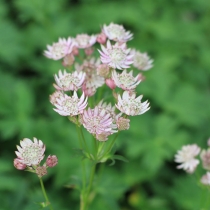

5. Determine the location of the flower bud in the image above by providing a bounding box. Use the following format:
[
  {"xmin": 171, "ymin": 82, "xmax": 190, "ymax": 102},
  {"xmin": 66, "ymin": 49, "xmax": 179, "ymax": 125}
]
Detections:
[
  {"xmin": 62, "ymin": 54, "xmax": 75, "ymax": 66},
  {"xmin": 116, "ymin": 117, "xmax": 130, "ymax": 130},
  {"xmin": 46, "ymin": 155, "xmax": 58, "ymax": 168},
  {"xmin": 84, "ymin": 47, "xmax": 94, "ymax": 56},
  {"xmin": 97, "ymin": 33, "xmax": 107, "ymax": 44},
  {"xmin": 106, "ymin": 78, "xmax": 116, "ymax": 89},
  {"xmin": 97, "ymin": 64, "xmax": 110, "ymax": 78},
  {"xmin": 36, "ymin": 166, "xmax": 47, "ymax": 177},
  {"xmin": 14, "ymin": 158, "xmax": 27, "ymax": 170}
]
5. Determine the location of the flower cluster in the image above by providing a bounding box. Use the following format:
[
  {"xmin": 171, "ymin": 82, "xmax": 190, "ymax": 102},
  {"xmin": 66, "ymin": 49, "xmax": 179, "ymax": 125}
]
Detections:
[
  {"xmin": 174, "ymin": 138, "xmax": 210, "ymax": 186},
  {"xmin": 14, "ymin": 138, "xmax": 58, "ymax": 177},
  {"xmin": 46, "ymin": 23, "xmax": 152, "ymax": 141}
]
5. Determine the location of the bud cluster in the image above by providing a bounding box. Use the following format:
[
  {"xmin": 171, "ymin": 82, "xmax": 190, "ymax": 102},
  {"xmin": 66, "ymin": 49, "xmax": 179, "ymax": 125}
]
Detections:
[{"xmin": 46, "ymin": 23, "xmax": 153, "ymax": 141}]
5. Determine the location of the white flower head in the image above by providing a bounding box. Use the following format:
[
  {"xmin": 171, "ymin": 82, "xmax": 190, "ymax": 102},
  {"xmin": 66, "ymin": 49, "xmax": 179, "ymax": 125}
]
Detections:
[
  {"xmin": 116, "ymin": 91, "xmax": 150, "ymax": 116},
  {"xmin": 44, "ymin": 37, "xmax": 75, "ymax": 60},
  {"xmin": 53, "ymin": 91, "xmax": 88, "ymax": 116},
  {"xmin": 112, "ymin": 69, "xmax": 141, "ymax": 90},
  {"xmin": 74, "ymin": 34, "xmax": 97, "ymax": 49},
  {"xmin": 54, "ymin": 70, "xmax": 85, "ymax": 91},
  {"xmin": 132, "ymin": 49, "xmax": 153, "ymax": 71},
  {"xmin": 98, "ymin": 40, "xmax": 133, "ymax": 70},
  {"xmin": 103, "ymin": 23, "xmax": 133, "ymax": 42},
  {"xmin": 15, "ymin": 138, "xmax": 45, "ymax": 166},
  {"xmin": 175, "ymin": 144, "xmax": 201, "ymax": 173}
]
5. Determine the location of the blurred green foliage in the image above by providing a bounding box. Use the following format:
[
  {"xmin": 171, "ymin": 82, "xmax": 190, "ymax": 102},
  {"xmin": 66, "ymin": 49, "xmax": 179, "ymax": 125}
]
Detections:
[{"xmin": 0, "ymin": 0, "xmax": 210, "ymax": 209}]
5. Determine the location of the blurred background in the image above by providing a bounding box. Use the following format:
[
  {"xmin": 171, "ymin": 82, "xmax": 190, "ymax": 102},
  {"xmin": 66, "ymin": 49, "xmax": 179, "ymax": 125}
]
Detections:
[{"xmin": 0, "ymin": 0, "xmax": 210, "ymax": 209}]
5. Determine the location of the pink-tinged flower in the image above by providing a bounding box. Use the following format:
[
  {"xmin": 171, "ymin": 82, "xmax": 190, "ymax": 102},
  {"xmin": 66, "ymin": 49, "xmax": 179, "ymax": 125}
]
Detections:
[
  {"xmin": 201, "ymin": 172, "xmax": 210, "ymax": 185},
  {"xmin": 14, "ymin": 158, "xmax": 27, "ymax": 170},
  {"xmin": 112, "ymin": 70, "xmax": 141, "ymax": 90},
  {"xmin": 116, "ymin": 91, "xmax": 150, "ymax": 116},
  {"xmin": 200, "ymin": 149, "xmax": 210, "ymax": 170},
  {"xmin": 174, "ymin": 144, "xmax": 200, "ymax": 173},
  {"xmin": 15, "ymin": 138, "xmax": 45, "ymax": 166},
  {"xmin": 75, "ymin": 58, "xmax": 105, "ymax": 96},
  {"xmin": 74, "ymin": 34, "xmax": 97, "ymax": 49},
  {"xmin": 44, "ymin": 37, "xmax": 75, "ymax": 60},
  {"xmin": 54, "ymin": 70, "xmax": 85, "ymax": 91},
  {"xmin": 46, "ymin": 155, "xmax": 58, "ymax": 167},
  {"xmin": 131, "ymin": 49, "xmax": 153, "ymax": 71},
  {"xmin": 105, "ymin": 78, "xmax": 116, "ymax": 89},
  {"xmin": 53, "ymin": 91, "xmax": 87, "ymax": 116},
  {"xmin": 36, "ymin": 166, "xmax": 47, "ymax": 177},
  {"xmin": 98, "ymin": 41, "xmax": 133, "ymax": 70},
  {"xmin": 103, "ymin": 23, "xmax": 133, "ymax": 42},
  {"xmin": 82, "ymin": 106, "xmax": 117, "ymax": 140}
]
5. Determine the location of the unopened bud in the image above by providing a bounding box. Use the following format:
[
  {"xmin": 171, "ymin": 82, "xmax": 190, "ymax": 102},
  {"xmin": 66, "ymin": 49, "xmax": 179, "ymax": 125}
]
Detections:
[
  {"xmin": 106, "ymin": 78, "xmax": 116, "ymax": 89},
  {"xmin": 97, "ymin": 33, "xmax": 107, "ymax": 44},
  {"xmin": 97, "ymin": 64, "xmax": 110, "ymax": 78},
  {"xmin": 36, "ymin": 166, "xmax": 47, "ymax": 177},
  {"xmin": 84, "ymin": 47, "xmax": 94, "ymax": 56},
  {"xmin": 62, "ymin": 54, "xmax": 75, "ymax": 66},
  {"xmin": 46, "ymin": 155, "xmax": 58, "ymax": 168},
  {"xmin": 14, "ymin": 158, "xmax": 27, "ymax": 170}
]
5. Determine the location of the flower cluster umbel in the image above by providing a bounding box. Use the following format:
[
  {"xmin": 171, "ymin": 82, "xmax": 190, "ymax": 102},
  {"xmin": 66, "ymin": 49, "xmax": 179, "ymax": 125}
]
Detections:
[
  {"xmin": 46, "ymin": 23, "xmax": 152, "ymax": 141},
  {"xmin": 175, "ymin": 138, "xmax": 210, "ymax": 186},
  {"xmin": 14, "ymin": 137, "xmax": 58, "ymax": 177}
]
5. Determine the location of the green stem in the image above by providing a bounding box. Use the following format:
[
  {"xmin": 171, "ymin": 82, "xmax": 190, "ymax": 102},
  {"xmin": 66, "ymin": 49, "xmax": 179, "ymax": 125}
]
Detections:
[
  {"xmin": 84, "ymin": 163, "xmax": 96, "ymax": 209},
  {"xmin": 39, "ymin": 177, "xmax": 53, "ymax": 210}
]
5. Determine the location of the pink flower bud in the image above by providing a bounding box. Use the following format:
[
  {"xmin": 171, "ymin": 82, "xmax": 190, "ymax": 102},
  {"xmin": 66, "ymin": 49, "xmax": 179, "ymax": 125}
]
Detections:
[
  {"xmin": 62, "ymin": 53, "xmax": 75, "ymax": 66},
  {"xmin": 46, "ymin": 155, "xmax": 58, "ymax": 167},
  {"xmin": 84, "ymin": 47, "xmax": 94, "ymax": 56},
  {"xmin": 137, "ymin": 73, "xmax": 145, "ymax": 81},
  {"xmin": 97, "ymin": 33, "xmax": 107, "ymax": 44},
  {"xmin": 116, "ymin": 117, "xmax": 130, "ymax": 130},
  {"xmin": 105, "ymin": 78, "xmax": 116, "ymax": 89},
  {"xmin": 72, "ymin": 46, "xmax": 79, "ymax": 56},
  {"xmin": 36, "ymin": 166, "xmax": 47, "ymax": 177},
  {"xmin": 14, "ymin": 158, "xmax": 27, "ymax": 170}
]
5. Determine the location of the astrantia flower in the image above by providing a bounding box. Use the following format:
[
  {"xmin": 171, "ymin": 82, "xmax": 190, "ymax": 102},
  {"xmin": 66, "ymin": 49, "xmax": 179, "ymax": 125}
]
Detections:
[
  {"xmin": 201, "ymin": 172, "xmax": 210, "ymax": 185},
  {"xmin": 82, "ymin": 106, "xmax": 117, "ymax": 140},
  {"xmin": 98, "ymin": 40, "xmax": 133, "ymax": 70},
  {"xmin": 75, "ymin": 34, "xmax": 97, "ymax": 49},
  {"xmin": 112, "ymin": 70, "xmax": 141, "ymax": 90},
  {"xmin": 200, "ymin": 149, "xmax": 210, "ymax": 170},
  {"xmin": 15, "ymin": 138, "xmax": 45, "ymax": 166},
  {"xmin": 75, "ymin": 58, "xmax": 105, "ymax": 96},
  {"xmin": 54, "ymin": 70, "xmax": 85, "ymax": 91},
  {"xmin": 116, "ymin": 91, "xmax": 150, "ymax": 116},
  {"xmin": 103, "ymin": 23, "xmax": 133, "ymax": 42},
  {"xmin": 44, "ymin": 37, "xmax": 75, "ymax": 60},
  {"xmin": 53, "ymin": 91, "xmax": 87, "ymax": 116},
  {"xmin": 131, "ymin": 49, "xmax": 153, "ymax": 71},
  {"xmin": 175, "ymin": 144, "xmax": 200, "ymax": 173}
]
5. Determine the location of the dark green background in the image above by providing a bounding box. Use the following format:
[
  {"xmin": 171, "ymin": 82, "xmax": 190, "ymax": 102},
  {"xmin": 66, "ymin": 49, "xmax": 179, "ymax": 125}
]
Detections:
[{"xmin": 0, "ymin": 0, "xmax": 210, "ymax": 209}]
